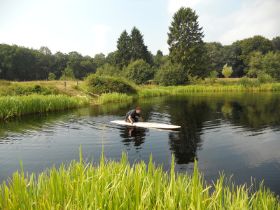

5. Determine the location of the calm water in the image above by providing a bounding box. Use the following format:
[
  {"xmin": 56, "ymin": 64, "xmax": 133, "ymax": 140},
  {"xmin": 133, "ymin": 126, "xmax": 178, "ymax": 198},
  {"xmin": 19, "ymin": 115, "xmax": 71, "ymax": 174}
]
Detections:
[{"xmin": 0, "ymin": 93, "xmax": 280, "ymax": 194}]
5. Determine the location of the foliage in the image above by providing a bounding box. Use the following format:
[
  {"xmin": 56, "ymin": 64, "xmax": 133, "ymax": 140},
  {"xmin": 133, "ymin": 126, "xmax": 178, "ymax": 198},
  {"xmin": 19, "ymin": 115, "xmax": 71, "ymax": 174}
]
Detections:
[
  {"xmin": 168, "ymin": 7, "xmax": 207, "ymax": 77},
  {"xmin": 0, "ymin": 84, "xmax": 58, "ymax": 96},
  {"xmin": 257, "ymin": 72, "xmax": 274, "ymax": 84},
  {"xmin": 155, "ymin": 62, "xmax": 186, "ymax": 86},
  {"xmin": 97, "ymin": 93, "xmax": 133, "ymax": 104},
  {"xmin": 262, "ymin": 51, "xmax": 280, "ymax": 80},
  {"xmin": 48, "ymin": 72, "xmax": 56, "ymax": 80},
  {"xmin": 125, "ymin": 59, "xmax": 153, "ymax": 84},
  {"xmin": 96, "ymin": 63, "xmax": 122, "ymax": 77},
  {"xmin": 0, "ymin": 153, "xmax": 279, "ymax": 209},
  {"xmin": 116, "ymin": 30, "xmax": 132, "ymax": 67},
  {"xmin": 85, "ymin": 74, "xmax": 137, "ymax": 95},
  {"xmin": 272, "ymin": 36, "xmax": 280, "ymax": 51},
  {"xmin": 222, "ymin": 64, "xmax": 233, "ymax": 78},
  {"xmin": 247, "ymin": 51, "xmax": 263, "ymax": 77},
  {"xmin": 0, "ymin": 95, "xmax": 88, "ymax": 120},
  {"xmin": 60, "ymin": 66, "xmax": 76, "ymax": 80},
  {"xmin": 205, "ymin": 42, "xmax": 225, "ymax": 74},
  {"xmin": 239, "ymin": 77, "xmax": 260, "ymax": 87}
]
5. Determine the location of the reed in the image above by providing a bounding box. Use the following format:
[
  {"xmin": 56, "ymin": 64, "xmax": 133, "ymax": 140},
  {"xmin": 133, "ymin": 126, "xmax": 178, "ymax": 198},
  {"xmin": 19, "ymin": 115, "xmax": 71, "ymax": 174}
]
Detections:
[
  {"xmin": 97, "ymin": 92, "xmax": 134, "ymax": 104},
  {"xmin": 0, "ymin": 95, "xmax": 89, "ymax": 120},
  {"xmin": 138, "ymin": 83, "xmax": 280, "ymax": 98},
  {"xmin": 0, "ymin": 152, "xmax": 278, "ymax": 209}
]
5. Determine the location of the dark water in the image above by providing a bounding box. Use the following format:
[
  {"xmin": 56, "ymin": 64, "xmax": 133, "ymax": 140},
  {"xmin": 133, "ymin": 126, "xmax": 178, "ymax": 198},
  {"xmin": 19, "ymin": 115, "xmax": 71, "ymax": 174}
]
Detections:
[{"xmin": 0, "ymin": 93, "xmax": 280, "ymax": 195}]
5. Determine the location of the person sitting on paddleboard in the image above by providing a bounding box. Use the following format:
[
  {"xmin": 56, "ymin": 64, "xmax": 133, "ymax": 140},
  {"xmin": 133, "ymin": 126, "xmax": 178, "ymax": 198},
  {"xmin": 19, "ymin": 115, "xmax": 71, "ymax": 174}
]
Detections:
[{"xmin": 125, "ymin": 107, "xmax": 141, "ymax": 124}]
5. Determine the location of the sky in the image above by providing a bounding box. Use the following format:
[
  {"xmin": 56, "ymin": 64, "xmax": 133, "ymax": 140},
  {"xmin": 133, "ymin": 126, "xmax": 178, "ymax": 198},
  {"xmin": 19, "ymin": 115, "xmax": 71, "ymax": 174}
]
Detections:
[{"xmin": 0, "ymin": 0, "xmax": 279, "ymax": 56}]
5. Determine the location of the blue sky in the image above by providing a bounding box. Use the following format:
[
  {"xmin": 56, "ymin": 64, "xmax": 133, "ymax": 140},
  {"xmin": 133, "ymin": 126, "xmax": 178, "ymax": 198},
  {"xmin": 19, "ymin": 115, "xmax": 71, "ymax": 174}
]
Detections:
[{"xmin": 0, "ymin": 0, "xmax": 279, "ymax": 56}]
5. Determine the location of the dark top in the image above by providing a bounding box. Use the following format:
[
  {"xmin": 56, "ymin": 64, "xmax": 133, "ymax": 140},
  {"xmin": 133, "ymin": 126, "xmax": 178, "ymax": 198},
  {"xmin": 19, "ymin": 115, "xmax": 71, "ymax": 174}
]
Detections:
[{"xmin": 125, "ymin": 109, "xmax": 141, "ymax": 122}]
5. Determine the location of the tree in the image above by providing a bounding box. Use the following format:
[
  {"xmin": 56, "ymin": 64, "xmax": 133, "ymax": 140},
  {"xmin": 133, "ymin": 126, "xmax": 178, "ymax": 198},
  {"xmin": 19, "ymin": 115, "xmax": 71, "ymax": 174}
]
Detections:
[
  {"xmin": 205, "ymin": 42, "xmax": 225, "ymax": 74},
  {"xmin": 60, "ymin": 66, "xmax": 75, "ymax": 80},
  {"xmin": 155, "ymin": 61, "xmax": 186, "ymax": 86},
  {"xmin": 262, "ymin": 52, "xmax": 280, "ymax": 80},
  {"xmin": 272, "ymin": 36, "xmax": 280, "ymax": 51},
  {"xmin": 168, "ymin": 7, "xmax": 207, "ymax": 77},
  {"xmin": 96, "ymin": 63, "xmax": 121, "ymax": 76},
  {"xmin": 247, "ymin": 51, "xmax": 263, "ymax": 77},
  {"xmin": 125, "ymin": 59, "xmax": 153, "ymax": 84},
  {"xmin": 153, "ymin": 50, "xmax": 164, "ymax": 68},
  {"xmin": 48, "ymin": 72, "xmax": 56, "ymax": 80},
  {"xmin": 222, "ymin": 64, "xmax": 233, "ymax": 78},
  {"xmin": 116, "ymin": 31, "xmax": 131, "ymax": 67},
  {"xmin": 130, "ymin": 27, "xmax": 152, "ymax": 64}
]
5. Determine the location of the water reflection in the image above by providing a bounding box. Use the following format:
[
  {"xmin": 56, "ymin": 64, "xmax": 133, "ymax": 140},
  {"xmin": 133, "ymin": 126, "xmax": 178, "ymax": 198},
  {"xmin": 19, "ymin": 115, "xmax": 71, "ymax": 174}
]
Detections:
[{"xmin": 120, "ymin": 127, "xmax": 147, "ymax": 149}]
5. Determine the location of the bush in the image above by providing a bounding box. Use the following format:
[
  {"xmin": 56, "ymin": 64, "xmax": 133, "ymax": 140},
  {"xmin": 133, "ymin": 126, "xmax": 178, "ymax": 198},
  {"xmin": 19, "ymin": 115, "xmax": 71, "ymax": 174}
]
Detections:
[
  {"xmin": 85, "ymin": 74, "xmax": 137, "ymax": 95},
  {"xmin": 96, "ymin": 64, "xmax": 122, "ymax": 77},
  {"xmin": 257, "ymin": 72, "xmax": 274, "ymax": 83},
  {"xmin": 125, "ymin": 59, "xmax": 153, "ymax": 84},
  {"xmin": 155, "ymin": 62, "xmax": 186, "ymax": 86},
  {"xmin": 222, "ymin": 64, "xmax": 233, "ymax": 78},
  {"xmin": 48, "ymin": 72, "xmax": 56, "ymax": 80},
  {"xmin": 61, "ymin": 67, "xmax": 76, "ymax": 80},
  {"xmin": 239, "ymin": 77, "xmax": 260, "ymax": 87}
]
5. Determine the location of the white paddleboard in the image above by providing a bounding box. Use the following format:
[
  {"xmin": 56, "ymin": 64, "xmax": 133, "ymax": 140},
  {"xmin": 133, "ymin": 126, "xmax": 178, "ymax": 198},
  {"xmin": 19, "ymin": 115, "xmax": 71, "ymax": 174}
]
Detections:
[{"xmin": 111, "ymin": 120, "xmax": 181, "ymax": 130}]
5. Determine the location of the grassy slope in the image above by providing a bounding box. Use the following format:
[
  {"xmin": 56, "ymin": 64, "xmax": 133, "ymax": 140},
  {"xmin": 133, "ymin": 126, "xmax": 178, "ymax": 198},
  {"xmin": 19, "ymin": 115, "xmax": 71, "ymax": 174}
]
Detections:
[{"xmin": 0, "ymin": 153, "xmax": 279, "ymax": 209}]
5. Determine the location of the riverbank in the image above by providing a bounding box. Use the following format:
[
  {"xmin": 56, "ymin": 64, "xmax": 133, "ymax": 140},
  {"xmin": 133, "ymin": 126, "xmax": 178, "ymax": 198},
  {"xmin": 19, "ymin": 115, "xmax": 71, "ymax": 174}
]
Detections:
[
  {"xmin": 0, "ymin": 153, "xmax": 279, "ymax": 209},
  {"xmin": 1, "ymin": 80, "xmax": 280, "ymax": 119},
  {"xmin": 0, "ymin": 95, "xmax": 88, "ymax": 121}
]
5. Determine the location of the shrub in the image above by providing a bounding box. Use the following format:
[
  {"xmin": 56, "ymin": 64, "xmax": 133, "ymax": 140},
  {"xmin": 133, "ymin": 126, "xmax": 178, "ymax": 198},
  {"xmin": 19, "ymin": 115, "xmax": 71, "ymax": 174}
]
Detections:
[
  {"xmin": 208, "ymin": 70, "xmax": 218, "ymax": 84},
  {"xmin": 239, "ymin": 77, "xmax": 260, "ymax": 87},
  {"xmin": 85, "ymin": 74, "xmax": 137, "ymax": 95},
  {"xmin": 222, "ymin": 64, "xmax": 233, "ymax": 78},
  {"xmin": 48, "ymin": 72, "xmax": 56, "ymax": 80},
  {"xmin": 257, "ymin": 72, "xmax": 274, "ymax": 83},
  {"xmin": 155, "ymin": 62, "xmax": 186, "ymax": 86},
  {"xmin": 61, "ymin": 67, "xmax": 76, "ymax": 80},
  {"xmin": 96, "ymin": 63, "xmax": 122, "ymax": 77},
  {"xmin": 125, "ymin": 59, "xmax": 153, "ymax": 84}
]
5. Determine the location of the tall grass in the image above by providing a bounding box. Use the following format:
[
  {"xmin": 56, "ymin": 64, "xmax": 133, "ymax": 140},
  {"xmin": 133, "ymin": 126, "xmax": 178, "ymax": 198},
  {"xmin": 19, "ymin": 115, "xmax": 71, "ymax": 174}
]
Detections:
[
  {"xmin": 138, "ymin": 83, "xmax": 280, "ymax": 98},
  {"xmin": 0, "ymin": 95, "xmax": 89, "ymax": 120},
  {"xmin": 97, "ymin": 92, "xmax": 134, "ymax": 104},
  {"xmin": 0, "ymin": 153, "xmax": 279, "ymax": 209}
]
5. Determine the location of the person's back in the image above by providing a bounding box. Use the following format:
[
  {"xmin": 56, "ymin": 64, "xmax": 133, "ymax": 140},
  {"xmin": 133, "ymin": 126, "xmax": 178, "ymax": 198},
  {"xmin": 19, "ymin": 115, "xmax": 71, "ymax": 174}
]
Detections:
[{"xmin": 125, "ymin": 107, "xmax": 141, "ymax": 124}]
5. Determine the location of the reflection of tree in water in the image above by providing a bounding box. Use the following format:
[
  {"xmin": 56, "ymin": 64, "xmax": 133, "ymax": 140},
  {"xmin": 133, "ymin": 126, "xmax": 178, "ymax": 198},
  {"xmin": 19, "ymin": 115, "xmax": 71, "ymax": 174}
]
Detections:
[
  {"xmin": 119, "ymin": 127, "xmax": 147, "ymax": 149},
  {"xmin": 166, "ymin": 98, "xmax": 214, "ymax": 164},
  {"xmin": 220, "ymin": 94, "xmax": 280, "ymax": 130}
]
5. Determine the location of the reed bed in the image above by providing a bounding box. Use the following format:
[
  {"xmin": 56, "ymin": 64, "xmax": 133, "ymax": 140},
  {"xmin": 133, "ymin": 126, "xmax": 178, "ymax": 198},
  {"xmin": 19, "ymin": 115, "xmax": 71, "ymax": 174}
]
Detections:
[
  {"xmin": 138, "ymin": 83, "xmax": 280, "ymax": 98},
  {"xmin": 0, "ymin": 95, "xmax": 89, "ymax": 120},
  {"xmin": 97, "ymin": 92, "xmax": 134, "ymax": 104},
  {"xmin": 0, "ymin": 153, "xmax": 279, "ymax": 210}
]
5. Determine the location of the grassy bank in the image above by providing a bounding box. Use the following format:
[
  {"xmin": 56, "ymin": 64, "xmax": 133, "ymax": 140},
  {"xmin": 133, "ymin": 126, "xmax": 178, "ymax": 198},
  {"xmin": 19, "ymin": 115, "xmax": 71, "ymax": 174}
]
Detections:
[
  {"xmin": 0, "ymin": 95, "xmax": 89, "ymax": 121},
  {"xmin": 138, "ymin": 83, "xmax": 280, "ymax": 98},
  {"xmin": 97, "ymin": 92, "xmax": 134, "ymax": 104},
  {"xmin": 0, "ymin": 153, "xmax": 279, "ymax": 209}
]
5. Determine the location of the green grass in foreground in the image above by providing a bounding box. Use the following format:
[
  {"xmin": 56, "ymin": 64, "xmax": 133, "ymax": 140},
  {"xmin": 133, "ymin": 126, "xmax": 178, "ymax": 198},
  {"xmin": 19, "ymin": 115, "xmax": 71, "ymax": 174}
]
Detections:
[
  {"xmin": 0, "ymin": 152, "xmax": 279, "ymax": 210},
  {"xmin": 0, "ymin": 95, "xmax": 89, "ymax": 120}
]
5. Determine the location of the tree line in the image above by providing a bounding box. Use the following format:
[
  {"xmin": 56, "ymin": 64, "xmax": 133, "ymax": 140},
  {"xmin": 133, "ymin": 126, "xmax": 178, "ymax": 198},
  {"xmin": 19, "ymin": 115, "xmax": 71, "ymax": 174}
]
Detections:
[{"xmin": 0, "ymin": 7, "xmax": 280, "ymax": 84}]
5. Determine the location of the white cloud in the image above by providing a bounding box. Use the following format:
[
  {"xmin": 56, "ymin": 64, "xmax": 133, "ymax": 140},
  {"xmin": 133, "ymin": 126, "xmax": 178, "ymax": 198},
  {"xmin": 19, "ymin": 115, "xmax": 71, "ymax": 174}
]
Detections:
[
  {"xmin": 217, "ymin": 0, "xmax": 280, "ymax": 44},
  {"xmin": 168, "ymin": 0, "xmax": 201, "ymax": 15}
]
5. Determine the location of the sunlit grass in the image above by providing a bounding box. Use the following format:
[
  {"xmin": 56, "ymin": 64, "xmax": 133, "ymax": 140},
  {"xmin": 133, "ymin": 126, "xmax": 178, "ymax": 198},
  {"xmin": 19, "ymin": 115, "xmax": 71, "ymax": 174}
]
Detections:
[
  {"xmin": 138, "ymin": 83, "xmax": 280, "ymax": 98},
  {"xmin": 97, "ymin": 92, "xmax": 134, "ymax": 104},
  {"xmin": 0, "ymin": 152, "xmax": 279, "ymax": 209},
  {"xmin": 0, "ymin": 95, "xmax": 89, "ymax": 120}
]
